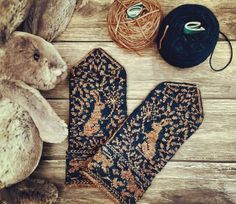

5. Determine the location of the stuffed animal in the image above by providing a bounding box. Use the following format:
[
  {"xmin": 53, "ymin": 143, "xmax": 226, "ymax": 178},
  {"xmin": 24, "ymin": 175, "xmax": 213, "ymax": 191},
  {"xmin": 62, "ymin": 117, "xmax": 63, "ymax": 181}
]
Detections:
[
  {"xmin": 0, "ymin": 96, "xmax": 42, "ymax": 190},
  {"xmin": 0, "ymin": 32, "xmax": 67, "ymax": 90},
  {"xmin": 0, "ymin": 0, "xmax": 88, "ymax": 43},
  {"xmin": 0, "ymin": 32, "xmax": 68, "ymax": 189},
  {"xmin": 0, "ymin": 0, "xmax": 88, "ymax": 202},
  {"xmin": 24, "ymin": 0, "xmax": 77, "ymax": 42},
  {"xmin": 0, "ymin": 0, "xmax": 33, "ymax": 43},
  {"xmin": 0, "ymin": 178, "xmax": 59, "ymax": 204}
]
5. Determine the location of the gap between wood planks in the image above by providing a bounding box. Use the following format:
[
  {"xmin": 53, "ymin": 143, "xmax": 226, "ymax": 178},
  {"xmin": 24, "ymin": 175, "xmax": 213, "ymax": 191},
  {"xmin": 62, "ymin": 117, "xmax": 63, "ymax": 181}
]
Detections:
[
  {"xmin": 32, "ymin": 159, "xmax": 236, "ymax": 203},
  {"xmin": 42, "ymin": 40, "xmax": 236, "ymax": 99},
  {"xmin": 41, "ymin": 98, "xmax": 236, "ymax": 162}
]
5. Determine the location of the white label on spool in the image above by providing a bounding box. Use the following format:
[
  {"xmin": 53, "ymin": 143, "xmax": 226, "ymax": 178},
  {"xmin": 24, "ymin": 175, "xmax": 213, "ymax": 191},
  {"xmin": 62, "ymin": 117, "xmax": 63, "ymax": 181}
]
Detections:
[
  {"xmin": 127, "ymin": 2, "xmax": 144, "ymax": 19},
  {"xmin": 184, "ymin": 21, "xmax": 206, "ymax": 34}
]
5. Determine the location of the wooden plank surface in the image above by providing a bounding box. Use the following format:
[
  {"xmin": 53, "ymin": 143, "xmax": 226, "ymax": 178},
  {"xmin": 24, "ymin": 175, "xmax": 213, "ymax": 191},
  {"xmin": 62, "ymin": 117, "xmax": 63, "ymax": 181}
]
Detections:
[
  {"xmin": 41, "ymin": 41, "xmax": 236, "ymax": 99},
  {"xmin": 32, "ymin": 160, "xmax": 236, "ymax": 204},
  {"xmin": 55, "ymin": 0, "xmax": 236, "ymax": 41},
  {"xmin": 43, "ymin": 99, "xmax": 236, "ymax": 162},
  {"xmin": 10, "ymin": 0, "xmax": 236, "ymax": 203},
  {"xmin": 42, "ymin": 0, "xmax": 236, "ymax": 203}
]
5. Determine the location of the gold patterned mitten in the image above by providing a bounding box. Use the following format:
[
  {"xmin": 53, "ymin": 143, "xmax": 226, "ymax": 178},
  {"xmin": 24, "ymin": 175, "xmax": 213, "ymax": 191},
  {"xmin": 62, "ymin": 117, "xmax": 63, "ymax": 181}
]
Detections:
[
  {"xmin": 66, "ymin": 48, "xmax": 127, "ymax": 186},
  {"xmin": 84, "ymin": 82, "xmax": 204, "ymax": 203}
]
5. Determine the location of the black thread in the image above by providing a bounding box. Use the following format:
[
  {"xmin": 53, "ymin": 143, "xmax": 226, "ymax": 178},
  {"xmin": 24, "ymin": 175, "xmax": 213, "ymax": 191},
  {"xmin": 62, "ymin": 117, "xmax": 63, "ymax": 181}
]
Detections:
[{"xmin": 209, "ymin": 31, "xmax": 233, "ymax": 72}]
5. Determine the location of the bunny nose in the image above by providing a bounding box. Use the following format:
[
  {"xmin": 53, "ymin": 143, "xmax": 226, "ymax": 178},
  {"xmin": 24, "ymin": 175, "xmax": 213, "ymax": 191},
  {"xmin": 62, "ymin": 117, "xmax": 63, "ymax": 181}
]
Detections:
[
  {"xmin": 61, "ymin": 64, "xmax": 67, "ymax": 72},
  {"xmin": 53, "ymin": 69, "xmax": 63, "ymax": 76},
  {"xmin": 50, "ymin": 63, "xmax": 67, "ymax": 77}
]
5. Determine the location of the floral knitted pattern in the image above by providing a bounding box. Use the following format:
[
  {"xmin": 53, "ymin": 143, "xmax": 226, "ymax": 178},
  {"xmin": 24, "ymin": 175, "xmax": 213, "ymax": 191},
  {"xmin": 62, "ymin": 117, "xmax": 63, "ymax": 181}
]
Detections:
[
  {"xmin": 66, "ymin": 48, "xmax": 127, "ymax": 185},
  {"xmin": 84, "ymin": 82, "xmax": 204, "ymax": 203}
]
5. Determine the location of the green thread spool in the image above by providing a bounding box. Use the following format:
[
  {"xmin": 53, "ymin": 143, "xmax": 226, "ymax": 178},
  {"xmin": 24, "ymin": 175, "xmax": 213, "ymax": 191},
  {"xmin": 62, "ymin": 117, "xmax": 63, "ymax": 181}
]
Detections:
[
  {"xmin": 184, "ymin": 21, "xmax": 205, "ymax": 35},
  {"xmin": 127, "ymin": 2, "xmax": 144, "ymax": 19}
]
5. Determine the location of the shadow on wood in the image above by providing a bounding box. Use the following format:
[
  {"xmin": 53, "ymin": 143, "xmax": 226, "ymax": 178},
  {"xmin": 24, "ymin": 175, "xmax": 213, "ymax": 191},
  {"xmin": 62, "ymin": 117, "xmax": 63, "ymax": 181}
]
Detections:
[
  {"xmin": 156, "ymin": 188, "xmax": 234, "ymax": 204},
  {"xmin": 0, "ymin": 179, "xmax": 58, "ymax": 204}
]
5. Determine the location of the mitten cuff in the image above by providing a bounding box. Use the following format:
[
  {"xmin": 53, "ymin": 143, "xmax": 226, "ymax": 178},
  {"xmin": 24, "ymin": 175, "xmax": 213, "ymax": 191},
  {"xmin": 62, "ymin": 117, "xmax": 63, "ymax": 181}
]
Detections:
[
  {"xmin": 83, "ymin": 144, "xmax": 155, "ymax": 204},
  {"xmin": 84, "ymin": 82, "xmax": 204, "ymax": 204},
  {"xmin": 66, "ymin": 48, "xmax": 127, "ymax": 186}
]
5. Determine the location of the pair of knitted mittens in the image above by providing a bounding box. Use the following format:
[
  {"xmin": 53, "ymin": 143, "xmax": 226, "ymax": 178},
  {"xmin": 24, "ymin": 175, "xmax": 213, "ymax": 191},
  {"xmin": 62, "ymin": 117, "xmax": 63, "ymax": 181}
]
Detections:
[{"xmin": 66, "ymin": 48, "xmax": 204, "ymax": 203}]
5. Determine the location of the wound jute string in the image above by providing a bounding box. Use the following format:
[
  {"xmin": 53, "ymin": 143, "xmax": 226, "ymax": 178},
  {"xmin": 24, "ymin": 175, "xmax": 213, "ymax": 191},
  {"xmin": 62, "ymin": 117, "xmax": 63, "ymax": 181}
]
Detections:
[{"xmin": 107, "ymin": 0, "xmax": 163, "ymax": 51}]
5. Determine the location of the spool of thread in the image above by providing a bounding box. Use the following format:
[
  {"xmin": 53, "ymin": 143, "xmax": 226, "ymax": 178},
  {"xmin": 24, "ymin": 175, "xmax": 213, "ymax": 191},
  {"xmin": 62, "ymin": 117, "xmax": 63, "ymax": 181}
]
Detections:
[
  {"xmin": 156, "ymin": 4, "xmax": 221, "ymax": 68},
  {"xmin": 107, "ymin": 0, "xmax": 163, "ymax": 51}
]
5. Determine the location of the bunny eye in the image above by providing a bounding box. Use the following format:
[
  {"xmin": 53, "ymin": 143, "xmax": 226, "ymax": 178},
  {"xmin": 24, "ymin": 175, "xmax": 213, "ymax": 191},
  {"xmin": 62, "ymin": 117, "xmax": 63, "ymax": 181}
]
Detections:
[{"xmin": 33, "ymin": 50, "xmax": 40, "ymax": 61}]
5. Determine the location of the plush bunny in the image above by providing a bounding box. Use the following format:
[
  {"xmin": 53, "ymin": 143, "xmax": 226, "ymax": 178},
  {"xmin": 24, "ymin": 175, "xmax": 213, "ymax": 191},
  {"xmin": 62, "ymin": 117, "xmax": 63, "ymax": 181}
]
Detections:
[
  {"xmin": 0, "ymin": 32, "xmax": 68, "ymax": 189},
  {"xmin": 0, "ymin": 32, "xmax": 67, "ymax": 90},
  {"xmin": 0, "ymin": 0, "xmax": 88, "ymax": 202},
  {"xmin": 0, "ymin": 0, "xmax": 88, "ymax": 43},
  {"xmin": 24, "ymin": 0, "xmax": 77, "ymax": 42},
  {"xmin": 0, "ymin": 178, "xmax": 59, "ymax": 204},
  {"xmin": 0, "ymin": 0, "xmax": 33, "ymax": 43}
]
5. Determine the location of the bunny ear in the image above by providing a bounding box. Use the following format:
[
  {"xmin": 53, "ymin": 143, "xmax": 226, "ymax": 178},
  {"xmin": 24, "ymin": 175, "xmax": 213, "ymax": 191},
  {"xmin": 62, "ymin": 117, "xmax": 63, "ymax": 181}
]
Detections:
[
  {"xmin": 0, "ymin": 26, "xmax": 9, "ymax": 44},
  {"xmin": 24, "ymin": 0, "xmax": 77, "ymax": 42},
  {"xmin": 0, "ymin": 0, "xmax": 33, "ymax": 44},
  {"xmin": 0, "ymin": 78, "xmax": 68, "ymax": 143}
]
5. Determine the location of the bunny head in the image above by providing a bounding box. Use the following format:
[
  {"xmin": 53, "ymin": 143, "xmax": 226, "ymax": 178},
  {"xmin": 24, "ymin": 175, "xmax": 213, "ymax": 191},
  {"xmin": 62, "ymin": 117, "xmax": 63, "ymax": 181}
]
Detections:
[{"xmin": 0, "ymin": 32, "xmax": 67, "ymax": 90}]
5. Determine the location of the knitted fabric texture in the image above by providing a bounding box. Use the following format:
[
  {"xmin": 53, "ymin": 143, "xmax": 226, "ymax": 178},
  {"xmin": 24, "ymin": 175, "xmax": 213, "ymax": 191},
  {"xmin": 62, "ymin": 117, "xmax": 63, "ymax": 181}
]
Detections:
[
  {"xmin": 83, "ymin": 82, "xmax": 204, "ymax": 203},
  {"xmin": 66, "ymin": 48, "xmax": 127, "ymax": 186}
]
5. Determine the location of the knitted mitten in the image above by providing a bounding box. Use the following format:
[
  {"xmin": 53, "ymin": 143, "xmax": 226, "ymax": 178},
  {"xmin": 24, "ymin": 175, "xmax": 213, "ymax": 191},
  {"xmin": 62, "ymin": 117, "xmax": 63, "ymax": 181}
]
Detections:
[
  {"xmin": 84, "ymin": 82, "xmax": 204, "ymax": 203},
  {"xmin": 66, "ymin": 48, "xmax": 127, "ymax": 186}
]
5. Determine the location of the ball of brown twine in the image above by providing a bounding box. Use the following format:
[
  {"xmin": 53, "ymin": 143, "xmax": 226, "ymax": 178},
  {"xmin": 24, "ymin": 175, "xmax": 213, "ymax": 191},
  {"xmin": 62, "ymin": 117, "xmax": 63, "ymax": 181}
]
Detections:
[{"xmin": 107, "ymin": 0, "xmax": 163, "ymax": 51}]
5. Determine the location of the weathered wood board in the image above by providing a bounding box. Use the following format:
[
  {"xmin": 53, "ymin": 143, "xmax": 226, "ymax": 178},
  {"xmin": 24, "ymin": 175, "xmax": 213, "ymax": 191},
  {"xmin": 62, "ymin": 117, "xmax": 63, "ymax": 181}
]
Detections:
[
  {"xmin": 55, "ymin": 0, "xmax": 236, "ymax": 41},
  {"xmin": 9, "ymin": 0, "xmax": 236, "ymax": 203},
  {"xmin": 32, "ymin": 160, "xmax": 236, "ymax": 204},
  {"xmin": 41, "ymin": 42, "xmax": 236, "ymax": 99},
  {"xmin": 43, "ymin": 99, "xmax": 236, "ymax": 162},
  {"xmin": 38, "ymin": 0, "xmax": 236, "ymax": 203}
]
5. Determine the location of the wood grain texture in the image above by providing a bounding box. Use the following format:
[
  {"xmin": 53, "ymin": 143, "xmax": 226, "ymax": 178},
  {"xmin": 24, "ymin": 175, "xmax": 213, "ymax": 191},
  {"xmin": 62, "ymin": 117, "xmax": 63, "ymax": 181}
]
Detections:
[
  {"xmin": 40, "ymin": 41, "xmax": 236, "ymax": 99},
  {"xmin": 30, "ymin": 0, "xmax": 236, "ymax": 203},
  {"xmin": 54, "ymin": 0, "xmax": 236, "ymax": 41},
  {"xmin": 42, "ymin": 99, "xmax": 236, "ymax": 161},
  {"xmin": 32, "ymin": 160, "xmax": 236, "ymax": 204}
]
